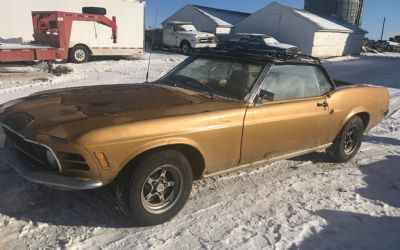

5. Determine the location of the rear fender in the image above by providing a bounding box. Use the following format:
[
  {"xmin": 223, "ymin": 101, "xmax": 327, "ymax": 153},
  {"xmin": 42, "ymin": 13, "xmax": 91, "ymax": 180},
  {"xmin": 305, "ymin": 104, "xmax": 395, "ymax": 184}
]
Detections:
[{"xmin": 338, "ymin": 107, "xmax": 369, "ymax": 132}]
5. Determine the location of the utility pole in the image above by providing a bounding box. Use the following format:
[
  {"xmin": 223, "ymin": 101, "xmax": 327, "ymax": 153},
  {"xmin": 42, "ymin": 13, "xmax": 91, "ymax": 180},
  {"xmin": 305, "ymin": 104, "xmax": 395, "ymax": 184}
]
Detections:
[{"xmin": 380, "ymin": 17, "xmax": 386, "ymax": 40}]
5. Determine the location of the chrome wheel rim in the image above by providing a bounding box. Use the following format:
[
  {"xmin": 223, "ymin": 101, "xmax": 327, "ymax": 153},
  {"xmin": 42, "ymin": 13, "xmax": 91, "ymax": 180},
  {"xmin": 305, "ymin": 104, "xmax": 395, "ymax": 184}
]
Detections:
[
  {"xmin": 343, "ymin": 127, "xmax": 359, "ymax": 155},
  {"xmin": 74, "ymin": 49, "xmax": 86, "ymax": 62},
  {"xmin": 141, "ymin": 164, "xmax": 183, "ymax": 214}
]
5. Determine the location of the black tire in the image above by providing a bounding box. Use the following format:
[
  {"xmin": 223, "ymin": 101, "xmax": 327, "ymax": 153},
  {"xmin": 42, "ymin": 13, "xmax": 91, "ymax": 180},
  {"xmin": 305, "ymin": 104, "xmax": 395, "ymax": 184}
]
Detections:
[
  {"xmin": 327, "ymin": 116, "xmax": 364, "ymax": 163},
  {"xmin": 117, "ymin": 149, "xmax": 193, "ymax": 226},
  {"xmin": 82, "ymin": 7, "xmax": 107, "ymax": 15},
  {"xmin": 69, "ymin": 45, "xmax": 89, "ymax": 63},
  {"xmin": 180, "ymin": 41, "xmax": 192, "ymax": 55}
]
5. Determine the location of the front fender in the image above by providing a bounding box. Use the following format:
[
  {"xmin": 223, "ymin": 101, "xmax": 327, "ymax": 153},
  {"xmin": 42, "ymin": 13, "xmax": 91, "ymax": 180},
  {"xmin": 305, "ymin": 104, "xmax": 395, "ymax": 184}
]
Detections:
[{"xmin": 119, "ymin": 137, "xmax": 206, "ymax": 173}]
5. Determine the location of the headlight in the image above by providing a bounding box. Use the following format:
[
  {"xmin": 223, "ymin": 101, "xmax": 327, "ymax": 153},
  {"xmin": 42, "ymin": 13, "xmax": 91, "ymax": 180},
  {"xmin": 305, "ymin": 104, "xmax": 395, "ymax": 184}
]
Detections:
[{"xmin": 46, "ymin": 149, "xmax": 59, "ymax": 169}]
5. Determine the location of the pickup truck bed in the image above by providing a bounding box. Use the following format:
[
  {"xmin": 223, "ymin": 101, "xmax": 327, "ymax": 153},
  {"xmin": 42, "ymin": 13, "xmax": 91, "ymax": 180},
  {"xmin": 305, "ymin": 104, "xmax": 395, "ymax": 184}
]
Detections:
[{"xmin": 145, "ymin": 29, "xmax": 164, "ymax": 48}]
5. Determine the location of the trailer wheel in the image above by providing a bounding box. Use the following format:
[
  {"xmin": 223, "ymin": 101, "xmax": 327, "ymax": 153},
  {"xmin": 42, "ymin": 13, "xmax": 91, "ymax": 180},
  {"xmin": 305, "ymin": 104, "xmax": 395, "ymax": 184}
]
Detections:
[
  {"xmin": 69, "ymin": 45, "xmax": 89, "ymax": 63},
  {"xmin": 82, "ymin": 7, "xmax": 107, "ymax": 15}
]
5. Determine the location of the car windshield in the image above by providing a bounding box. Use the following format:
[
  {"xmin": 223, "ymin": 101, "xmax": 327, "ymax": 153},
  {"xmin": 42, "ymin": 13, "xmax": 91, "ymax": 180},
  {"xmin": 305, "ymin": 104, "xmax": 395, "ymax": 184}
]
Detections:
[
  {"xmin": 161, "ymin": 57, "xmax": 265, "ymax": 100},
  {"xmin": 263, "ymin": 37, "xmax": 279, "ymax": 44},
  {"xmin": 176, "ymin": 24, "xmax": 197, "ymax": 32}
]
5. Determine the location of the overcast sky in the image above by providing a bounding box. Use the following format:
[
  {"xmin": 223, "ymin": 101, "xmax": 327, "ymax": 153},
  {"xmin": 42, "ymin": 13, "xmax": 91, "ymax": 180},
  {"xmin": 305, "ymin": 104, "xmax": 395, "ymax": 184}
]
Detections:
[{"xmin": 145, "ymin": 0, "xmax": 399, "ymax": 40}]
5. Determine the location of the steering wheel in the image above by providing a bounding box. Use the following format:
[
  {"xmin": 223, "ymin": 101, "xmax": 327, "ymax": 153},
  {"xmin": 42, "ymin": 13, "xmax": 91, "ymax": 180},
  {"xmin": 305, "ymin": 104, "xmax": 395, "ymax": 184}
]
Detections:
[{"xmin": 172, "ymin": 75, "xmax": 203, "ymax": 89}]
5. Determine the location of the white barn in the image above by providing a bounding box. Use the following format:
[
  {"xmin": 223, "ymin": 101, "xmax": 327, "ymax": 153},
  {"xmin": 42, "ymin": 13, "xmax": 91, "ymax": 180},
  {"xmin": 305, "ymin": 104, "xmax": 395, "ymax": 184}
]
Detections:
[
  {"xmin": 162, "ymin": 5, "xmax": 250, "ymax": 35},
  {"xmin": 235, "ymin": 2, "xmax": 367, "ymax": 58}
]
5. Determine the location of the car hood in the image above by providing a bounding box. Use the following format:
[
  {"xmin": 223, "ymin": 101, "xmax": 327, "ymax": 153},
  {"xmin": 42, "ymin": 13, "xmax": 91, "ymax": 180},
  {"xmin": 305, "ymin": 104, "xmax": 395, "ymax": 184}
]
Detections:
[
  {"xmin": 178, "ymin": 31, "xmax": 215, "ymax": 38},
  {"xmin": 0, "ymin": 83, "xmax": 242, "ymax": 139},
  {"xmin": 266, "ymin": 43, "xmax": 297, "ymax": 50}
]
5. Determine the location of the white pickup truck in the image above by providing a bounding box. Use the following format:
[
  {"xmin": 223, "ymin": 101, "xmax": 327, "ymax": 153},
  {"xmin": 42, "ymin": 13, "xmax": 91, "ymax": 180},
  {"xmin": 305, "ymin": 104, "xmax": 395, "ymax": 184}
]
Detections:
[{"xmin": 145, "ymin": 21, "xmax": 217, "ymax": 54}]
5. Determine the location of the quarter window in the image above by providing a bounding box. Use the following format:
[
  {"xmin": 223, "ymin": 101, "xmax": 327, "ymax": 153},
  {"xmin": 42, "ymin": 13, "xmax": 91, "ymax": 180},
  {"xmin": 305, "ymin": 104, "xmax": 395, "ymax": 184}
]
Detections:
[{"xmin": 260, "ymin": 65, "xmax": 333, "ymax": 101}]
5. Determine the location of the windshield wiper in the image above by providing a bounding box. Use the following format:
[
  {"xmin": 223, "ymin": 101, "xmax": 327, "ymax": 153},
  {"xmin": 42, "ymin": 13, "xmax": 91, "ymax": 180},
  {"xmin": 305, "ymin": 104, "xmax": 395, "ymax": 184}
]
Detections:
[
  {"xmin": 156, "ymin": 77, "xmax": 218, "ymax": 100},
  {"xmin": 197, "ymin": 84, "xmax": 215, "ymax": 100}
]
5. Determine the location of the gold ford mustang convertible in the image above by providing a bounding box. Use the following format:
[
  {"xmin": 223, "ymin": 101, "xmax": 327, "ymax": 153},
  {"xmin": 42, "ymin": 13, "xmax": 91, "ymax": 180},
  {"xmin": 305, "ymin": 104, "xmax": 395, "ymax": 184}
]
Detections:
[{"xmin": 0, "ymin": 51, "xmax": 389, "ymax": 225}]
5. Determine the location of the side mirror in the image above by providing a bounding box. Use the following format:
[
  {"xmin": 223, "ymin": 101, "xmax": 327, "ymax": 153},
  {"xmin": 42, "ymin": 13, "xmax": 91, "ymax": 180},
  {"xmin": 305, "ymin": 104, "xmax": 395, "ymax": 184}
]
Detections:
[
  {"xmin": 255, "ymin": 90, "xmax": 274, "ymax": 106},
  {"xmin": 260, "ymin": 89, "xmax": 275, "ymax": 101}
]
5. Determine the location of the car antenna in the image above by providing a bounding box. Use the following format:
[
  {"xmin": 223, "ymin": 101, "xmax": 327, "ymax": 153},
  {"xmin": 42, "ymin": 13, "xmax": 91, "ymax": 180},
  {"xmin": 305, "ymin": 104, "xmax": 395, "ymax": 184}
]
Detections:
[{"xmin": 145, "ymin": 10, "xmax": 158, "ymax": 83}]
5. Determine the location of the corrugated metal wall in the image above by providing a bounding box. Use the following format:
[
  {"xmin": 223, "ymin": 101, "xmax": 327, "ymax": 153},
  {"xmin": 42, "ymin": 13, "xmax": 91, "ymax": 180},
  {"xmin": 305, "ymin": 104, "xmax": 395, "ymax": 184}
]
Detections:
[{"xmin": 304, "ymin": 0, "xmax": 363, "ymax": 27}]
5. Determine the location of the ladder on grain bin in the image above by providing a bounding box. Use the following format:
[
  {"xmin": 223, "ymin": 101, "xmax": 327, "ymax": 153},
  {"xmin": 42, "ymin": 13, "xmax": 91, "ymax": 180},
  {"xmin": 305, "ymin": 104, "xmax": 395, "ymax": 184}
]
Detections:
[{"xmin": 0, "ymin": 11, "xmax": 117, "ymax": 63}]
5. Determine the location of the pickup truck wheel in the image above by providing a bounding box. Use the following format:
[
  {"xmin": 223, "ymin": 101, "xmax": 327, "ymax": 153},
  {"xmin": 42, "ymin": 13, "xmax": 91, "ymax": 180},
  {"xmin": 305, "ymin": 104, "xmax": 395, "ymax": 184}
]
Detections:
[
  {"xmin": 117, "ymin": 150, "xmax": 193, "ymax": 226},
  {"xmin": 145, "ymin": 40, "xmax": 152, "ymax": 51},
  {"xmin": 327, "ymin": 116, "xmax": 364, "ymax": 163},
  {"xmin": 180, "ymin": 42, "xmax": 192, "ymax": 55},
  {"xmin": 69, "ymin": 45, "xmax": 89, "ymax": 63}
]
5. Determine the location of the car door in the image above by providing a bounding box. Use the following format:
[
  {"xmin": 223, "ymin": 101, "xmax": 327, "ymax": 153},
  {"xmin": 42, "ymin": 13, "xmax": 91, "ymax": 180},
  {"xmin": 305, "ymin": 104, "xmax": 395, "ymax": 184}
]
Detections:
[
  {"xmin": 240, "ymin": 64, "xmax": 332, "ymax": 164},
  {"xmin": 248, "ymin": 36, "xmax": 265, "ymax": 52},
  {"xmin": 236, "ymin": 35, "xmax": 250, "ymax": 50},
  {"xmin": 163, "ymin": 24, "xmax": 175, "ymax": 46}
]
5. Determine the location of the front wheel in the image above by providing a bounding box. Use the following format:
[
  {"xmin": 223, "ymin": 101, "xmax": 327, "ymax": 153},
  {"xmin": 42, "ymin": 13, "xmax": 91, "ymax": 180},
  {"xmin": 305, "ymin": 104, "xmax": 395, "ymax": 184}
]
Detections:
[
  {"xmin": 180, "ymin": 42, "xmax": 192, "ymax": 55},
  {"xmin": 117, "ymin": 150, "xmax": 193, "ymax": 226},
  {"xmin": 327, "ymin": 116, "xmax": 364, "ymax": 163}
]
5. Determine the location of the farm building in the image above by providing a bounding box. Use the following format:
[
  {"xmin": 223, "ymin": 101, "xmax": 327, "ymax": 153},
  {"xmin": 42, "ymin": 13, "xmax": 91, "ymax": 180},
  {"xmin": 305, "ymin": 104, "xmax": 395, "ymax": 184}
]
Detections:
[
  {"xmin": 235, "ymin": 2, "xmax": 368, "ymax": 58},
  {"xmin": 162, "ymin": 5, "xmax": 250, "ymax": 35}
]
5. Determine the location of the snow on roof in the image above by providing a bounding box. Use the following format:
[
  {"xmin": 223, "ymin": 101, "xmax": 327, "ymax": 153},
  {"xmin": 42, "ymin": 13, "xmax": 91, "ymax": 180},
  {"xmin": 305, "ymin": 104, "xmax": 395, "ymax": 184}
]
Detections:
[
  {"xmin": 193, "ymin": 5, "xmax": 250, "ymax": 27},
  {"xmin": 294, "ymin": 10, "xmax": 352, "ymax": 31},
  {"xmin": 272, "ymin": 2, "xmax": 367, "ymax": 34}
]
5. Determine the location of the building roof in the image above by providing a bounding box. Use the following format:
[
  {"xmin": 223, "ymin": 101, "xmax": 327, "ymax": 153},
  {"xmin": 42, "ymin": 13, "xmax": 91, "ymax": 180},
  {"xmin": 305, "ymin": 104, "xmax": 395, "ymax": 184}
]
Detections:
[
  {"xmin": 192, "ymin": 5, "xmax": 250, "ymax": 27},
  {"xmin": 272, "ymin": 2, "xmax": 367, "ymax": 34}
]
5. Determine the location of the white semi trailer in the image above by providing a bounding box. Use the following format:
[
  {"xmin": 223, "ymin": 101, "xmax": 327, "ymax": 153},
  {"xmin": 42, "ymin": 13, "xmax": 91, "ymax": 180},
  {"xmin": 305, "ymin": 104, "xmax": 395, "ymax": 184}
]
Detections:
[{"xmin": 0, "ymin": 0, "xmax": 144, "ymax": 62}]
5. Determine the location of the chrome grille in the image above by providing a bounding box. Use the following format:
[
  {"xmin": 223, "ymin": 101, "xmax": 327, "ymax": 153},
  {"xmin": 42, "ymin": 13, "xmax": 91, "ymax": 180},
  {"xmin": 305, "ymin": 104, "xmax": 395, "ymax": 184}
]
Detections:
[
  {"xmin": 2, "ymin": 126, "xmax": 60, "ymax": 172},
  {"xmin": 287, "ymin": 47, "xmax": 300, "ymax": 54},
  {"xmin": 60, "ymin": 152, "xmax": 90, "ymax": 171},
  {"xmin": 198, "ymin": 37, "xmax": 215, "ymax": 44}
]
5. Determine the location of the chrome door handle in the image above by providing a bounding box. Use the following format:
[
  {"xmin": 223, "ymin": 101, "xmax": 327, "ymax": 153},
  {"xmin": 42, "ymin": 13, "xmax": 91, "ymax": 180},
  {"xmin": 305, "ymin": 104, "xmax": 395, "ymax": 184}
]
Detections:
[{"xmin": 317, "ymin": 101, "xmax": 329, "ymax": 108}]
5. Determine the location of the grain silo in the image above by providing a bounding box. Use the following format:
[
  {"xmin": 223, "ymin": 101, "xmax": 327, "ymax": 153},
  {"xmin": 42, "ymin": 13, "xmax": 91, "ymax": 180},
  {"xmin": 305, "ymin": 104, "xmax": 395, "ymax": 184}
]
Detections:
[{"xmin": 304, "ymin": 0, "xmax": 364, "ymax": 27}]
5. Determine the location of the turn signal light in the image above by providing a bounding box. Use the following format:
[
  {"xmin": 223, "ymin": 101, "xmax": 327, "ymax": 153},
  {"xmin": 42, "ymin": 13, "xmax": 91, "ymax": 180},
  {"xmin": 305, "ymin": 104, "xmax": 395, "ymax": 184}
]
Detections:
[{"xmin": 94, "ymin": 152, "xmax": 110, "ymax": 169}]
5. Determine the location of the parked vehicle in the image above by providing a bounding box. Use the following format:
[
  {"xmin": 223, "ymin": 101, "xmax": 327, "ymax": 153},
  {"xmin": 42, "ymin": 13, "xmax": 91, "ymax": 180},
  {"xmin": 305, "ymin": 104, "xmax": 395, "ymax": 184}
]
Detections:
[
  {"xmin": 0, "ymin": 3, "xmax": 144, "ymax": 63},
  {"xmin": 0, "ymin": 10, "xmax": 117, "ymax": 64},
  {"xmin": 219, "ymin": 33, "xmax": 300, "ymax": 54},
  {"xmin": 371, "ymin": 40, "xmax": 400, "ymax": 53},
  {"xmin": 145, "ymin": 21, "xmax": 217, "ymax": 55},
  {"xmin": 388, "ymin": 41, "xmax": 400, "ymax": 52},
  {"xmin": 0, "ymin": 51, "xmax": 389, "ymax": 226}
]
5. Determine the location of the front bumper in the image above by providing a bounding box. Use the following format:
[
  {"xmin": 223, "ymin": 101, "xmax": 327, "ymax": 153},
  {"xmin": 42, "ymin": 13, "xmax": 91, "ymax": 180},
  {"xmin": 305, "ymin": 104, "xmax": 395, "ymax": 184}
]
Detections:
[
  {"xmin": 193, "ymin": 43, "xmax": 217, "ymax": 49},
  {"xmin": 0, "ymin": 147, "xmax": 104, "ymax": 190}
]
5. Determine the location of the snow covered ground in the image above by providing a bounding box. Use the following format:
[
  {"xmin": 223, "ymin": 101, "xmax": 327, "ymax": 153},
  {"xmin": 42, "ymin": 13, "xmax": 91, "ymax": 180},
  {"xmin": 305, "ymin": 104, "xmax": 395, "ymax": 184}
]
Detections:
[{"xmin": 0, "ymin": 52, "xmax": 399, "ymax": 250}]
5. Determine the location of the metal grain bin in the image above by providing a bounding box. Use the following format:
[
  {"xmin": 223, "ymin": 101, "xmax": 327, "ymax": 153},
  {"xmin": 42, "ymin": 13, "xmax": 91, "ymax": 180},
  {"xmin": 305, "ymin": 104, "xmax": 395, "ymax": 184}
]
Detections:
[{"xmin": 304, "ymin": 0, "xmax": 364, "ymax": 27}]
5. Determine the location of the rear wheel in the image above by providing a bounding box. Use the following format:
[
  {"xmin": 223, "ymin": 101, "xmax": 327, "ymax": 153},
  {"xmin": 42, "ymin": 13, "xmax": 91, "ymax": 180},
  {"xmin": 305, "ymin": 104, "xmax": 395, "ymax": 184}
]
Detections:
[
  {"xmin": 327, "ymin": 116, "xmax": 364, "ymax": 163},
  {"xmin": 69, "ymin": 45, "xmax": 89, "ymax": 63},
  {"xmin": 117, "ymin": 150, "xmax": 193, "ymax": 226}
]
